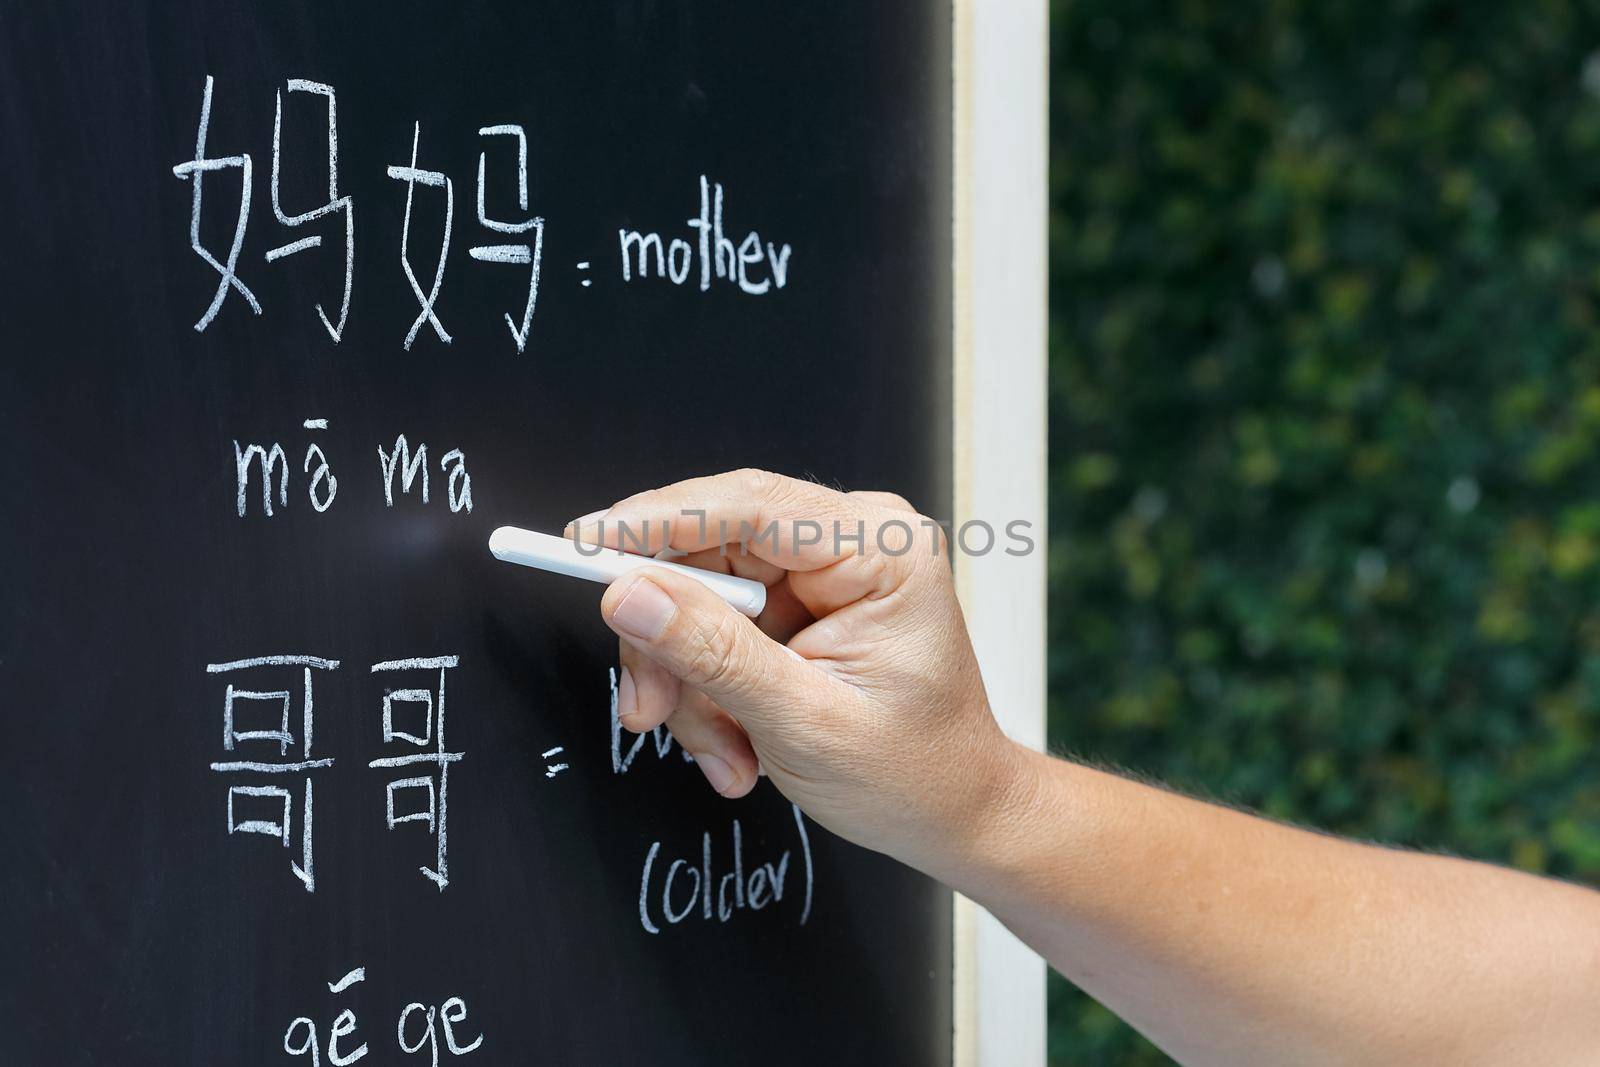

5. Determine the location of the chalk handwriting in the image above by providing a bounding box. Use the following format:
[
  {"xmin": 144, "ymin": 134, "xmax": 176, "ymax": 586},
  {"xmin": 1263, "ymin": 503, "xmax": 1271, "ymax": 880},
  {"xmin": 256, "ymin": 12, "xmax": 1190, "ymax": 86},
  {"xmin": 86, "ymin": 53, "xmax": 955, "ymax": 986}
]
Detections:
[
  {"xmin": 172, "ymin": 76, "xmax": 260, "ymax": 331},
  {"xmin": 377, "ymin": 436, "xmax": 474, "ymax": 513},
  {"xmin": 377, "ymin": 434, "xmax": 428, "ymax": 505},
  {"xmin": 235, "ymin": 439, "xmax": 289, "ymax": 517},
  {"xmin": 398, "ymin": 996, "xmax": 484, "ymax": 1065},
  {"xmin": 206, "ymin": 652, "xmax": 473, "ymax": 893},
  {"xmin": 619, "ymin": 175, "xmax": 792, "ymax": 294},
  {"xmin": 469, "ymin": 124, "xmax": 544, "ymax": 353},
  {"xmin": 370, "ymin": 657, "xmax": 464, "ymax": 891},
  {"xmin": 206, "ymin": 654, "xmax": 340, "ymax": 892},
  {"xmin": 388, "ymin": 123, "xmax": 453, "ymax": 349},
  {"xmin": 609, "ymin": 666, "xmax": 693, "ymax": 774},
  {"xmin": 172, "ymin": 78, "xmax": 793, "ymax": 346},
  {"xmin": 285, "ymin": 966, "xmax": 482, "ymax": 1065},
  {"xmin": 306, "ymin": 427, "xmax": 338, "ymax": 512},
  {"xmin": 637, "ymin": 803, "xmax": 814, "ymax": 934},
  {"xmin": 268, "ymin": 79, "xmax": 355, "ymax": 342},
  {"xmin": 177, "ymin": 68, "xmax": 819, "ymax": 1056},
  {"xmin": 283, "ymin": 961, "xmax": 367, "ymax": 1066},
  {"xmin": 230, "ymin": 420, "xmax": 472, "ymax": 517}
]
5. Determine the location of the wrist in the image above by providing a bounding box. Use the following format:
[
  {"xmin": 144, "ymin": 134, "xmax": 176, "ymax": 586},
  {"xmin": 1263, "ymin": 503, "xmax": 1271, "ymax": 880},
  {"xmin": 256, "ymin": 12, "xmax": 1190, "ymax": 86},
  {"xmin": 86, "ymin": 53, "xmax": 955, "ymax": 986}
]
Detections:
[{"xmin": 917, "ymin": 731, "xmax": 1055, "ymax": 897}]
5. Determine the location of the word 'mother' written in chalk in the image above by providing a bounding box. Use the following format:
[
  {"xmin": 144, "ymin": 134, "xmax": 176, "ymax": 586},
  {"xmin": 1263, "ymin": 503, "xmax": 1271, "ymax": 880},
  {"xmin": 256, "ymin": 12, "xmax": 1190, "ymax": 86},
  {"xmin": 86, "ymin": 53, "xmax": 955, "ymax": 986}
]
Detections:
[{"xmin": 619, "ymin": 175, "xmax": 793, "ymax": 295}]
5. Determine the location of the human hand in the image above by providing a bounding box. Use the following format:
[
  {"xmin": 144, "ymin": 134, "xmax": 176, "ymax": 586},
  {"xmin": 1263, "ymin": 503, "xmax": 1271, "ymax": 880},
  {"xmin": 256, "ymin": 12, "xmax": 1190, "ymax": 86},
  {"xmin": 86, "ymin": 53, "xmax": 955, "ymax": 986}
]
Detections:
[{"xmin": 567, "ymin": 469, "xmax": 1026, "ymax": 875}]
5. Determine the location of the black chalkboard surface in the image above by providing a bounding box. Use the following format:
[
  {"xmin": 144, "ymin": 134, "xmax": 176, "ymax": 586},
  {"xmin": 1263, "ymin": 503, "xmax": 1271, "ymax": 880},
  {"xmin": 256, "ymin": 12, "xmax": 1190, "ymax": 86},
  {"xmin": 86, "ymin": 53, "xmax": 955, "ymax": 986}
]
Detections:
[{"xmin": 0, "ymin": 3, "xmax": 953, "ymax": 1064}]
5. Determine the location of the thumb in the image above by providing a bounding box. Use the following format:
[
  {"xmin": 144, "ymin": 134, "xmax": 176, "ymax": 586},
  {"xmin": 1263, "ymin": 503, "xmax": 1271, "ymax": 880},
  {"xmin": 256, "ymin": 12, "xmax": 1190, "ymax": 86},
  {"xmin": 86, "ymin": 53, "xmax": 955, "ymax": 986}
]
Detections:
[{"xmin": 599, "ymin": 566, "xmax": 811, "ymax": 727}]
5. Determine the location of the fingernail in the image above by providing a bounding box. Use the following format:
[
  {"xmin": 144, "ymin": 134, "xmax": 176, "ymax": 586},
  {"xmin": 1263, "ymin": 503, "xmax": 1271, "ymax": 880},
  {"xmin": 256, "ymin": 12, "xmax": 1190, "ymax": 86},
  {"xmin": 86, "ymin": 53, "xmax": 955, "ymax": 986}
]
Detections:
[
  {"xmin": 617, "ymin": 665, "xmax": 637, "ymax": 723},
  {"xmin": 695, "ymin": 752, "xmax": 739, "ymax": 796},
  {"xmin": 565, "ymin": 508, "xmax": 609, "ymax": 537},
  {"xmin": 610, "ymin": 576, "xmax": 677, "ymax": 641}
]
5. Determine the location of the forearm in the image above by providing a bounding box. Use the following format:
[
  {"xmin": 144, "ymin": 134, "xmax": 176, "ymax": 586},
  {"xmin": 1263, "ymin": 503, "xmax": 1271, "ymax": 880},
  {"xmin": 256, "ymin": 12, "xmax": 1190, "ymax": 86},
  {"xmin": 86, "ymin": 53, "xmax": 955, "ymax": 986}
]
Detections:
[
  {"xmin": 577, "ymin": 470, "xmax": 1600, "ymax": 1062},
  {"xmin": 952, "ymin": 743, "xmax": 1600, "ymax": 1066}
]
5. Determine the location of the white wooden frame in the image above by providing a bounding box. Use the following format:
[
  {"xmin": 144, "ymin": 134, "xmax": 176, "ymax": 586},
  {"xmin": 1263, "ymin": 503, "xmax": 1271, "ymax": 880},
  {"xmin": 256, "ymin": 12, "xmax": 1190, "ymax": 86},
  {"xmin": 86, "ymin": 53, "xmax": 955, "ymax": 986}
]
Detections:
[{"xmin": 952, "ymin": 1, "xmax": 1050, "ymax": 1064}]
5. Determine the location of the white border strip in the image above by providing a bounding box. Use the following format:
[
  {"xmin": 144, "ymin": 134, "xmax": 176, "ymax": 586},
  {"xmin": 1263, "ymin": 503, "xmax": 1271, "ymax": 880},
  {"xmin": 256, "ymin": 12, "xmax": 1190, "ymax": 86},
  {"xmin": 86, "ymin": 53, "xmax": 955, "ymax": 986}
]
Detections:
[{"xmin": 953, "ymin": 0, "xmax": 1049, "ymax": 1064}]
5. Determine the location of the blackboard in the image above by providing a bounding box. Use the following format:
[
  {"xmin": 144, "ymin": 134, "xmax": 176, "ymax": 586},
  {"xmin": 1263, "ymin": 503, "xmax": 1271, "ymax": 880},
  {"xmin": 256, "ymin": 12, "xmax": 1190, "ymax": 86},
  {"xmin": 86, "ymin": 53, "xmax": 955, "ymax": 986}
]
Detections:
[{"xmin": 0, "ymin": 3, "xmax": 954, "ymax": 1064}]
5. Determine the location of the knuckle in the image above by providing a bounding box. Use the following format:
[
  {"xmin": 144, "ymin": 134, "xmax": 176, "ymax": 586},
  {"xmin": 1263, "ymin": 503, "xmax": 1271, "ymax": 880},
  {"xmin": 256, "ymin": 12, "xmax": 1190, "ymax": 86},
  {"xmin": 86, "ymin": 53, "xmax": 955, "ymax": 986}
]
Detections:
[
  {"xmin": 735, "ymin": 467, "xmax": 783, "ymax": 501},
  {"xmin": 855, "ymin": 548, "xmax": 896, "ymax": 595},
  {"xmin": 611, "ymin": 487, "xmax": 655, "ymax": 514}
]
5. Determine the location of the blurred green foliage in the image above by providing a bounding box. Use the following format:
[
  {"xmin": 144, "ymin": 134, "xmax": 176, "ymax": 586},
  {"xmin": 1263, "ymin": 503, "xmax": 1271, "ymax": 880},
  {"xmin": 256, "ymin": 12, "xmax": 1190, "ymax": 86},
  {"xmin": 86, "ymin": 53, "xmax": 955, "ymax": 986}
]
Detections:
[{"xmin": 1047, "ymin": 1, "xmax": 1600, "ymax": 1061}]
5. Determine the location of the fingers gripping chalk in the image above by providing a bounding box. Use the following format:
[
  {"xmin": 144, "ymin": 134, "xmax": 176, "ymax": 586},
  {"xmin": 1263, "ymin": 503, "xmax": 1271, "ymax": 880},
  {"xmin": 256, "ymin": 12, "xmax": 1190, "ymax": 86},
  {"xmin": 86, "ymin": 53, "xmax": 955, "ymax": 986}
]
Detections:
[{"xmin": 488, "ymin": 527, "xmax": 768, "ymax": 617}]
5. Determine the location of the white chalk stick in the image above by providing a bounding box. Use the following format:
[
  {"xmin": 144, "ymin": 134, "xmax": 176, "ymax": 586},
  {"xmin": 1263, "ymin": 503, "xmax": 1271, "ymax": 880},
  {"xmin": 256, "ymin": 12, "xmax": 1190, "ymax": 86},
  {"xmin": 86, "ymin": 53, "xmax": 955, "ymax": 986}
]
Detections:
[{"xmin": 488, "ymin": 526, "xmax": 768, "ymax": 618}]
